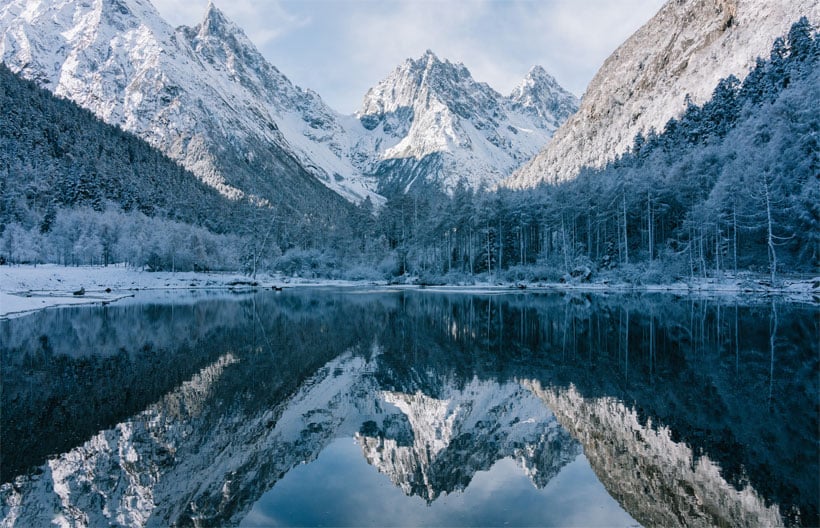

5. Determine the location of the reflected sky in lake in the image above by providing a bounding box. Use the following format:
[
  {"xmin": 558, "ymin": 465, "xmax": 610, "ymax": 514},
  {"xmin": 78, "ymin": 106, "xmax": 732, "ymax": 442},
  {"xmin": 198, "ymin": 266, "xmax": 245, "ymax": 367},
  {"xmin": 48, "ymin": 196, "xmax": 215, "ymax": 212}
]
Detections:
[
  {"xmin": 242, "ymin": 440, "xmax": 635, "ymax": 527},
  {"xmin": 1, "ymin": 289, "xmax": 817, "ymax": 527}
]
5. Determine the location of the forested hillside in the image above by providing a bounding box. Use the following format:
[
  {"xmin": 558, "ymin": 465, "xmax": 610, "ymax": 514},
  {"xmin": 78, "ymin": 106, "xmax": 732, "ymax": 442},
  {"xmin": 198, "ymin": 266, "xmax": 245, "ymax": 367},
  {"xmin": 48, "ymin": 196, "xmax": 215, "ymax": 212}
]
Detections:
[
  {"xmin": 0, "ymin": 64, "xmax": 367, "ymax": 271},
  {"xmin": 357, "ymin": 19, "xmax": 818, "ymax": 283},
  {"xmin": 0, "ymin": 64, "xmax": 243, "ymax": 269},
  {"xmin": 0, "ymin": 64, "xmax": 242, "ymax": 230}
]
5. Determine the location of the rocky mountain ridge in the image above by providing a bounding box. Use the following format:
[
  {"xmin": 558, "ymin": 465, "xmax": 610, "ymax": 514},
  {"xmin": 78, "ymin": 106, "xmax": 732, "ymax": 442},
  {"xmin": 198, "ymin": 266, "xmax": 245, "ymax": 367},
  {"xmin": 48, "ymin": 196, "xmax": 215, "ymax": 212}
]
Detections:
[
  {"xmin": 506, "ymin": 0, "xmax": 820, "ymax": 187},
  {"xmin": 0, "ymin": 0, "xmax": 578, "ymax": 203},
  {"xmin": 0, "ymin": 0, "xmax": 379, "ymax": 206},
  {"xmin": 353, "ymin": 51, "xmax": 578, "ymax": 194}
]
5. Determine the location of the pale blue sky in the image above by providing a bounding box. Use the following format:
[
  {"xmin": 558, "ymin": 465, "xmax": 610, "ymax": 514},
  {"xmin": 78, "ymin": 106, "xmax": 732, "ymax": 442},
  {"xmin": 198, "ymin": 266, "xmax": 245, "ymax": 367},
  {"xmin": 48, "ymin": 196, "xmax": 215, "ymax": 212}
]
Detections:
[{"xmin": 153, "ymin": 0, "xmax": 666, "ymax": 113}]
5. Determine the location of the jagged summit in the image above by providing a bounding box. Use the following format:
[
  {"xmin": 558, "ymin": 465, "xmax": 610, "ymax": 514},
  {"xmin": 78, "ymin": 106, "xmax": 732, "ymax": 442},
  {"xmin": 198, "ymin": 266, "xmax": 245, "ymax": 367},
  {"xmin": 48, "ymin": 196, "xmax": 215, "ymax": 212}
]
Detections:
[
  {"xmin": 197, "ymin": 1, "xmax": 237, "ymax": 38},
  {"xmin": 420, "ymin": 48, "xmax": 439, "ymax": 62},
  {"xmin": 509, "ymin": 65, "xmax": 580, "ymax": 128},
  {"xmin": 182, "ymin": 1, "xmax": 277, "ymax": 82},
  {"xmin": 0, "ymin": 0, "xmax": 382, "ymax": 206},
  {"xmin": 357, "ymin": 50, "xmax": 483, "ymax": 120},
  {"xmin": 352, "ymin": 50, "xmax": 578, "ymax": 194}
]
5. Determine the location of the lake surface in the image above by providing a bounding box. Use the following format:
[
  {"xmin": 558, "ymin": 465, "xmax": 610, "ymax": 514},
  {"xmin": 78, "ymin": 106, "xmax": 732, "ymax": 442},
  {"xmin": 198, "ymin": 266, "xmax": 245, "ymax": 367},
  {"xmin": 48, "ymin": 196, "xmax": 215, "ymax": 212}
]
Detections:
[{"xmin": 1, "ymin": 289, "xmax": 817, "ymax": 527}]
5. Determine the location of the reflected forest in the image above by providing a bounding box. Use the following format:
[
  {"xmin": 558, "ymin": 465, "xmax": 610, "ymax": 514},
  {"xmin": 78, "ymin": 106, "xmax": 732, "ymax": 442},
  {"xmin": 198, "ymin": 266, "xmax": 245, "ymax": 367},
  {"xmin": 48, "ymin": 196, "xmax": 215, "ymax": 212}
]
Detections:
[{"xmin": 1, "ymin": 291, "xmax": 817, "ymax": 526}]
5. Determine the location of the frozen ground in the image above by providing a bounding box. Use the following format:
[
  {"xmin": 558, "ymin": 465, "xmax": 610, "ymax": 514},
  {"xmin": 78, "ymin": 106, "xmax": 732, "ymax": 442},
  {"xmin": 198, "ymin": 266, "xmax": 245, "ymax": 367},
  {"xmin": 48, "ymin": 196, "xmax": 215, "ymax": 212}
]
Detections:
[
  {"xmin": 1, "ymin": 265, "xmax": 817, "ymax": 318},
  {"xmin": 0, "ymin": 264, "xmax": 304, "ymax": 318}
]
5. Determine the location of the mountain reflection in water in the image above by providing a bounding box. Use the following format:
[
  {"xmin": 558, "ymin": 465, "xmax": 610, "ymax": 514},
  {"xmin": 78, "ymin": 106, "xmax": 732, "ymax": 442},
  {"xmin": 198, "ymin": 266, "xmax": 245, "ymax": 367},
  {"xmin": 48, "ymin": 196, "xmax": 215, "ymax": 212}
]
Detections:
[{"xmin": 1, "ymin": 290, "xmax": 817, "ymax": 526}]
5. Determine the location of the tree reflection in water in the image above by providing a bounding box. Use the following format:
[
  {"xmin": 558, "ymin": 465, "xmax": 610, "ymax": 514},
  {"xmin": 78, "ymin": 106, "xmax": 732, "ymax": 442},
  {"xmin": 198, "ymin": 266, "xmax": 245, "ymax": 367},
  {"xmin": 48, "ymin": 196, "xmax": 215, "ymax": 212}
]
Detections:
[{"xmin": 1, "ymin": 290, "xmax": 816, "ymax": 526}]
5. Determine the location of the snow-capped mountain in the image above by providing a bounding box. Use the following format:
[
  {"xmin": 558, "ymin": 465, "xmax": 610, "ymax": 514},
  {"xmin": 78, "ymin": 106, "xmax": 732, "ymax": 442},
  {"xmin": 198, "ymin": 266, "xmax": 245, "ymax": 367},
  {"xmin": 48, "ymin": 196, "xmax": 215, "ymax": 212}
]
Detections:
[
  {"xmin": 0, "ymin": 0, "xmax": 578, "ymax": 204},
  {"xmin": 0, "ymin": 0, "xmax": 380, "ymax": 205},
  {"xmin": 508, "ymin": 65, "xmax": 579, "ymax": 129},
  {"xmin": 351, "ymin": 51, "xmax": 579, "ymax": 194},
  {"xmin": 506, "ymin": 0, "xmax": 820, "ymax": 188}
]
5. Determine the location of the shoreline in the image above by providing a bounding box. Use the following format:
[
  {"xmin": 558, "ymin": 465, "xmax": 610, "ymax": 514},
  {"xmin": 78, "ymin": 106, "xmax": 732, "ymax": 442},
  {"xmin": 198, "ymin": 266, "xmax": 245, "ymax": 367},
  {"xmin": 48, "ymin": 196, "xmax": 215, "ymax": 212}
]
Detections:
[{"xmin": 1, "ymin": 264, "xmax": 817, "ymax": 318}]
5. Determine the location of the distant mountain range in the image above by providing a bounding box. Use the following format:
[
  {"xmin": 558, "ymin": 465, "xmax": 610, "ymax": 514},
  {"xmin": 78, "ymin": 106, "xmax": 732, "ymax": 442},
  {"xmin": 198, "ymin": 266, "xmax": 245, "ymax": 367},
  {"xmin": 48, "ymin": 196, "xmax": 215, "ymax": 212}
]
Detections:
[
  {"xmin": 1, "ymin": 0, "xmax": 817, "ymax": 277},
  {"xmin": 0, "ymin": 0, "xmax": 577, "ymax": 205},
  {"xmin": 353, "ymin": 51, "xmax": 577, "ymax": 195}
]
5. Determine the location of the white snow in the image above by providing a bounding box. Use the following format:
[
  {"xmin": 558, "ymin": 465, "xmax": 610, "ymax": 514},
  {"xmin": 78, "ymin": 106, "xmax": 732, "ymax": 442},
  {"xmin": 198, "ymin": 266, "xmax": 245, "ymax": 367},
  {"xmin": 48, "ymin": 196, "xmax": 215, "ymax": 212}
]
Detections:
[
  {"xmin": 508, "ymin": 0, "xmax": 820, "ymax": 187},
  {"xmin": 0, "ymin": 0, "xmax": 382, "ymax": 205},
  {"xmin": 2, "ymin": 265, "xmax": 815, "ymax": 319},
  {"xmin": 0, "ymin": 264, "xmax": 284, "ymax": 318},
  {"xmin": 0, "ymin": 1, "xmax": 582, "ymax": 202},
  {"xmin": 352, "ymin": 51, "xmax": 578, "ymax": 192}
]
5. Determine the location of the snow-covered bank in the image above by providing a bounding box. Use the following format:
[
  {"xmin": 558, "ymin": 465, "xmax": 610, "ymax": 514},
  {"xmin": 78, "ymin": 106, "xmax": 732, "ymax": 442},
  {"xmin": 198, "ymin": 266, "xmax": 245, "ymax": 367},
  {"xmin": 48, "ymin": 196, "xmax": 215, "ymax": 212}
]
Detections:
[
  {"xmin": 2, "ymin": 265, "xmax": 817, "ymax": 319},
  {"xmin": 0, "ymin": 291, "xmax": 133, "ymax": 319},
  {"xmin": 394, "ymin": 275, "xmax": 820, "ymax": 304},
  {"xmin": 0, "ymin": 265, "xmax": 286, "ymax": 318}
]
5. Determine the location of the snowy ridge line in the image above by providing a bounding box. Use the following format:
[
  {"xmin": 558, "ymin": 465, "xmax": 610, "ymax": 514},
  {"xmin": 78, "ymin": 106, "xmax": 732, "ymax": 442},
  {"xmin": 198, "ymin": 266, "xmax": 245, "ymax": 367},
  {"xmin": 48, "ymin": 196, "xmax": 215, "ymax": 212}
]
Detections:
[
  {"xmin": 352, "ymin": 51, "xmax": 578, "ymax": 193},
  {"xmin": 506, "ymin": 0, "xmax": 820, "ymax": 187},
  {"xmin": 0, "ymin": 0, "xmax": 381, "ymax": 205},
  {"xmin": 0, "ymin": 0, "xmax": 579, "ymax": 202}
]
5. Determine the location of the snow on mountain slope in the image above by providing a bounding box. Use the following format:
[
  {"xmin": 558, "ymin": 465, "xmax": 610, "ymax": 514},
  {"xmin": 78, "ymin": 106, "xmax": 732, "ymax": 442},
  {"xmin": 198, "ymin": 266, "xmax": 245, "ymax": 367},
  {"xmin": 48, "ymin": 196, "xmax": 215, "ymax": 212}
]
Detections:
[
  {"xmin": 0, "ymin": 0, "xmax": 580, "ymax": 202},
  {"xmin": 508, "ymin": 65, "xmax": 579, "ymax": 129},
  {"xmin": 0, "ymin": 0, "xmax": 380, "ymax": 205},
  {"xmin": 352, "ymin": 51, "xmax": 579, "ymax": 194},
  {"xmin": 506, "ymin": 0, "xmax": 820, "ymax": 188}
]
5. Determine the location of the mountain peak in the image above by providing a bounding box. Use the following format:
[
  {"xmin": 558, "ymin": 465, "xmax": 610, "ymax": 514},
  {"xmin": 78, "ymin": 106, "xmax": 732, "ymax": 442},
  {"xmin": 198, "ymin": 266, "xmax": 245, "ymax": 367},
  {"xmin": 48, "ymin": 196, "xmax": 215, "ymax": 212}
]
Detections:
[
  {"xmin": 527, "ymin": 64, "xmax": 547, "ymax": 77},
  {"xmin": 515, "ymin": 65, "xmax": 567, "ymax": 93},
  {"xmin": 355, "ymin": 50, "xmax": 577, "ymax": 194},
  {"xmin": 197, "ymin": 1, "xmax": 240, "ymax": 39},
  {"xmin": 199, "ymin": 0, "xmax": 224, "ymax": 34},
  {"xmin": 405, "ymin": 49, "xmax": 445, "ymax": 72},
  {"xmin": 524, "ymin": 65, "xmax": 555, "ymax": 84},
  {"xmin": 186, "ymin": 0, "xmax": 269, "ymax": 73},
  {"xmin": 508, "ymin": 67, "xmax": 579, "ymax": 129},
  {"xmin": 203, "ymin": 1, "xmax": 223, "ymax": 21}
]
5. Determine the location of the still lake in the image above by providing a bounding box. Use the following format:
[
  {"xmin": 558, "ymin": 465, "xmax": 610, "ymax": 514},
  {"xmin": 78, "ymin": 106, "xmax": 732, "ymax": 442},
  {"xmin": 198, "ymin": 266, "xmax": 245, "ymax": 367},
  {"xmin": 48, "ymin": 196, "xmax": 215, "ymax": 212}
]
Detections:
[{"xmin": 1, "ymin": 289, "xmax": 817, "ymax": 527}]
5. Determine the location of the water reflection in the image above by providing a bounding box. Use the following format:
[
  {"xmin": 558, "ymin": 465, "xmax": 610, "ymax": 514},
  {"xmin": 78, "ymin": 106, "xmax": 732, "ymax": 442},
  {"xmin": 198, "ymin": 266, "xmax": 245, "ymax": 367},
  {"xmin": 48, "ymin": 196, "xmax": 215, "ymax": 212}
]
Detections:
[{"xmin": 1, "ymin": 290, "xmax": 817, "ymax": 526}]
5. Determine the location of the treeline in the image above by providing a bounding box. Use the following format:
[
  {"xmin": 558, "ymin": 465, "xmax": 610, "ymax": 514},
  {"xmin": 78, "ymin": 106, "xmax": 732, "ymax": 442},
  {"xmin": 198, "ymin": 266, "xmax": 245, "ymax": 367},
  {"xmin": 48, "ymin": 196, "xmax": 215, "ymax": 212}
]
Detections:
[
  {"xmin": 356, "ymin": 18, "xmax": 819, "ymax": 283},
  {"xmin": 1, "ymin": 205, "xmax": 242, "ymax": 270}
]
